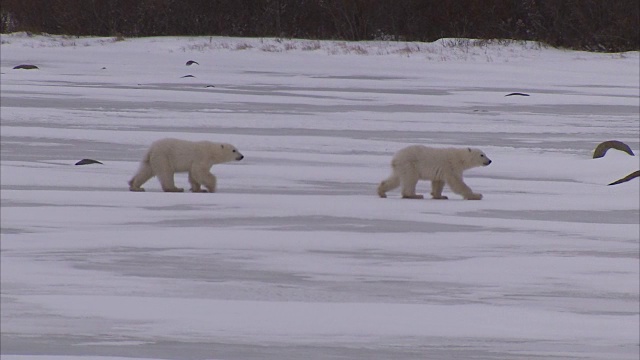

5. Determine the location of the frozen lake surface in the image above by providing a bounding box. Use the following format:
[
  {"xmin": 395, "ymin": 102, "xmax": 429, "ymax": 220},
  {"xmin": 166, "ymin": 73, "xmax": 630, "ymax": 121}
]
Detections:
[{"xmin": 1, "ymin": 34, "xmax": 639, "ymax": 360}]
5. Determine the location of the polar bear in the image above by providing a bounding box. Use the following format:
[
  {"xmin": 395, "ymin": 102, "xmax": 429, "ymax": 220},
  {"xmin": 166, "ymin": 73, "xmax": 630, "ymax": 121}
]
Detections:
[
  {"xmin": 128, "ymin": 138, "xmax": 244, "ymax": 192},
  {"xmin": 377, "ymin": 145, "xmax": 491, "ymax": 200}
]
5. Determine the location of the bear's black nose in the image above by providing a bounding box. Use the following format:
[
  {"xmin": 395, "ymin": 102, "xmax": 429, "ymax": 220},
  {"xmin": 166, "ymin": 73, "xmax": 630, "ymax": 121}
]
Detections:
[
  {"xmin": 485, "ymin": 160, "xmax": 492, "ymax": 165},
  {"xmin": 237, "ymin": 155, "xmax": 244, "ymax": 160}
]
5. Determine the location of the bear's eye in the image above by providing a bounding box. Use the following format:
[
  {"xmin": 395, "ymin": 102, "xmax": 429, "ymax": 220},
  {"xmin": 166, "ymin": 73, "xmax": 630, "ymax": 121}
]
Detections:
[
  {"xmin": 232, "ymin": 149, "xmax": 236, "ymax": 153},
  {"xmin": 480, "ymin": 154, "xmax": 485, "ymax": 157}
]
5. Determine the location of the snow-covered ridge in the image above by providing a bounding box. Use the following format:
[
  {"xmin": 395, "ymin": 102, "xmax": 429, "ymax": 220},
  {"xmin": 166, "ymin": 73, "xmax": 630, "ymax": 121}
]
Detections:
[{"xmin": 5, "ymin": 31, "xmax": 636, "ymax": 62}]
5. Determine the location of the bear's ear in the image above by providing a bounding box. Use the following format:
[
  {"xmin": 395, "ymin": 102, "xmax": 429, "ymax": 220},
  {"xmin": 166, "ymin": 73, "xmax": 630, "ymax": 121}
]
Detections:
[
  {"xmin": 468, "ymin": 148, "xmax": 471, "ymax": 152},
  {"xmin": 221, "ymin": 144, "xmax": 224, "ymax": 149}
]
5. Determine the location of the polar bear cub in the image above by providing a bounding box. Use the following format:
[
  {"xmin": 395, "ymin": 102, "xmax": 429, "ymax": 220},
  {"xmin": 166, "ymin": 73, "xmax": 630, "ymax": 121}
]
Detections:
[
  {"xmin": 129, "ymin": 138, "xmax": 244, "ymax": 193},
  {"xmin": 378, "ymin": 145, "xmax": 491, "ymax": 200}
]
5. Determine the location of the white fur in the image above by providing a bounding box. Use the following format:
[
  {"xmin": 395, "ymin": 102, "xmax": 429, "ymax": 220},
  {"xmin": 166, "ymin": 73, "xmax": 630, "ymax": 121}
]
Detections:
[
  {"xmin": 128, "ymin": 138, "xmax": 244, "ymax": 193},
  {"xmin": 377, "ymin": 145, "xmax": 491, "ymax": 200}
]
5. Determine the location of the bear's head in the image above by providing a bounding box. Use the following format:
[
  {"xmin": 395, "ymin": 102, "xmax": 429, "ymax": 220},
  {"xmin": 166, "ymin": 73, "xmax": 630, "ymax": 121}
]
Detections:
[
  {"xmin": 466, "ymin": 148, "xmax": 492, "ymax": 168},
  {"xmin": 219, "ymin": 143, "xmax": 244, "ymax": 162}
]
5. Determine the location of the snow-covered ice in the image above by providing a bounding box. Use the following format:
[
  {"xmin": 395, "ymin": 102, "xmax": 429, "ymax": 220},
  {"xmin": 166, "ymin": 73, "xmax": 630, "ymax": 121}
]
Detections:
[{"xmin": 1, "ymin": 34, "xmax": 639, "ymax": 360}]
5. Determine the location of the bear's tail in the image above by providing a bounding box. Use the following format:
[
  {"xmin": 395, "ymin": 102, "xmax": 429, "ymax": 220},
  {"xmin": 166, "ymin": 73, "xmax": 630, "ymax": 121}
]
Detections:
[
  {"xmin": 141, "ymin": 150, "xmax": 152, "ymax": 164},
  {"xmin": 377, "ymin": 174, "xmax": 400, "ymax": 198}
]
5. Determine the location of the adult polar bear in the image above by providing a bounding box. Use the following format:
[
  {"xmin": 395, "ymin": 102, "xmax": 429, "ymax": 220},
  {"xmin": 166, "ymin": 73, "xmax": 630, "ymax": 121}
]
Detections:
[
  {"xmin": 129, "ymin": 138, "xmax": 244, "ymax": 192},
  {"xmin": 378, "ymin": 145, "xmax": 491, "ymax": 200}
]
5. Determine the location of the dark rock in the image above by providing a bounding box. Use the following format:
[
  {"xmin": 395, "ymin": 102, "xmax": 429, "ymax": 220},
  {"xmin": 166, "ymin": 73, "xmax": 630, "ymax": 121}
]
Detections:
[
  {"xmin": 75, "ymin": 159, "xmax": 103, "ymax": 165},
  {"xmin": 593, "ymin": 140, "xmax": 635, "ymax": 158},
  {"xmin": 13, "ymin": 64, "xmax": 39, "ymax": 70}
]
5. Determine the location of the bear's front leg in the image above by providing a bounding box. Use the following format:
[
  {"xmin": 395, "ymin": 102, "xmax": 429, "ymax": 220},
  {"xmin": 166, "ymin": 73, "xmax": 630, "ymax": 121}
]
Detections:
[
  {"xmin": 445, "ymin": 174, "xmax": 482, "ymax": 200},
  {"xmin": 191, "ymin": 166, "xmax": 217, "ymax": 193},
  {"xmin": 202, "ymin": 173, "xmax": 217, "ymax": 193},
  {"xmin": 188, "ymin": 172, "xmax": 206, "ymax": 193}
]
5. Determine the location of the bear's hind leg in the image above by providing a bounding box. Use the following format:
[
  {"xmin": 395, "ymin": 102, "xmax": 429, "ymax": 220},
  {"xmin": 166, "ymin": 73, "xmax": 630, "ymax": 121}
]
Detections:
[
  {"xmin": 158, "ymin": 173, "xmax": 184, "ymax": 192},
  {"xmin": 400, "ymin": 172, "xmax": 424, "ymax": 199},
  {"xmin": 430, "ymin": 180, "xmax": 448, "ymax": 199},
  {"xmin": 129, "ymin": 163, "xmax": 154, "ymax": 192},
  {"xmin": 377, "ymin": 174, "xmax": 400, "ymax": 198},
  {"xmin": 150, "ymin": 156, "xmax": 184, "ymax": 192}
]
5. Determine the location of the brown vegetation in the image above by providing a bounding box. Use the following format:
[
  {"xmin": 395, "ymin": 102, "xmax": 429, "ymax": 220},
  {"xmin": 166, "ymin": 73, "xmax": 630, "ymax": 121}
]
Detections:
[{"xmin": 1, "ymin": 0, "xmax": 638, "ymax": 52}]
